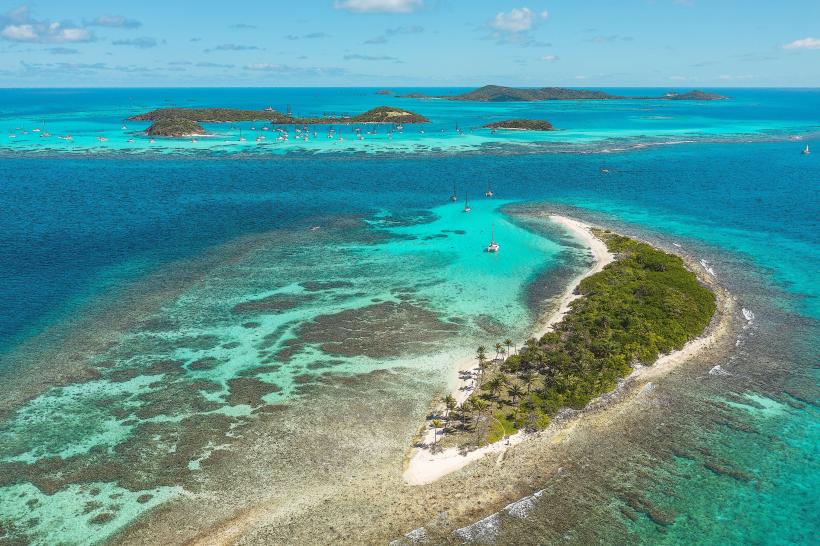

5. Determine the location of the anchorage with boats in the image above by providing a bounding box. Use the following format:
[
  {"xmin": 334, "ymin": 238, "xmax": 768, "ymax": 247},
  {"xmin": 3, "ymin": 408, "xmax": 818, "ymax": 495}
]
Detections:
[{"xmin": 450, "ymin": 184, "xmax": 501, "ymax": 253}]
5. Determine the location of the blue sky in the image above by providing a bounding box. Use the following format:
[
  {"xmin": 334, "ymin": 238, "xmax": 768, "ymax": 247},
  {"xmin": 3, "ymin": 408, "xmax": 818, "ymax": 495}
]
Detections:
[{"xmin": 1, "ymin": 0, "xmax": 818, "ymax": 87}]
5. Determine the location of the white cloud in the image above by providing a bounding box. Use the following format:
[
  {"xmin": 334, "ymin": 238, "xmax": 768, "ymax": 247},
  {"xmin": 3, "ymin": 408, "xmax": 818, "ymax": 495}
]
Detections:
[
  {"xmin": 541, "ymin": 54, "xmax": 558, "ymax": 61},
  {"xmin": 1, "ymin": 22, "xmax": 91, "ymax": 43},
  {"xmin": 1, "ymin": 6, "xmax": 92, "ymax": 43},
  {"xmin": 491, "ymin": 7, "xmax": 548, "ymax": 33},
  {"xmin": 782, "ymin": 37, "xmax": 820, "ymax": 50},
  {"xmin": 334, "ymin": 0, "xmax": 423, "ymax": 13}
]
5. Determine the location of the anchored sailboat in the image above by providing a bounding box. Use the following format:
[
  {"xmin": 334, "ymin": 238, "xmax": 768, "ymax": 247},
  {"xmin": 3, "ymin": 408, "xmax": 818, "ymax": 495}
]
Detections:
[
  {"xmin": 450, "ymin": 183, "xmax": 458, "ymax": 202},
  {"xmin": 802, "ymin": 145, "xmax": 810, "ymax": 155},
  {"xmin": 486, "ymin": 224, "xmax": 500, "ymax": 253},
  {"xmin": 463, "ymin": 192, "xmax": 471, "ymax": 213},
  {"xmin": 484, "ymin": 182, "xmax": 493, "ymax": 198}
]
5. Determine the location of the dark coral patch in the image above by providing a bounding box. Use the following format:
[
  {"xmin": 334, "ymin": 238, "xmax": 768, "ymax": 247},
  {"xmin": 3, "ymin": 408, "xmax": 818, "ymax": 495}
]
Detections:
[
  {"xmin": 232, "ymin": 293, "xmax": 314, "ymax": 315},
  {"xmin": 300, "ymin": 280, "xmax": 355, "ymax": 292},
  {"xmin": 298, "ymin": 302, "xmax": 459, "ymax": 358},
  {"xmin": 225, "ymin": 377, "xmax": 282, "ymax": 407}
]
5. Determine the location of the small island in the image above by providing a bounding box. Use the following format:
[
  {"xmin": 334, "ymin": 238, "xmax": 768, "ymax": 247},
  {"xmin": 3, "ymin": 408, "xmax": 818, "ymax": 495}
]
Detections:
[
  {"xmin": 662, "ymin": 90, "xmax": 727, "ymax": 101},
  {"xmin": 405, "ymin": 223, "xmax": 717, "ymax": 484},
  {"xmin": 375, "ymin": 89, "xmax": 394, "ymax": 95},
  {"xmin": 402, "ymin": 85, "xmax": 727, "ymax": 102},
  {"xmin": 129, "ymin": 106, "xmax": 429, "ymax": 137},
  {"xmin": 483, "ymin": 119, "xmax": 555, "ymax": 131}
]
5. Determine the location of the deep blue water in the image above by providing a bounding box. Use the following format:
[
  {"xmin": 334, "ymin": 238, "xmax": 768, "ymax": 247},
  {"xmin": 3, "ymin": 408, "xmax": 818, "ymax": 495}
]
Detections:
[{"xmin": 2, "ymin": 139, "xmax": 817, "ymax": 350}]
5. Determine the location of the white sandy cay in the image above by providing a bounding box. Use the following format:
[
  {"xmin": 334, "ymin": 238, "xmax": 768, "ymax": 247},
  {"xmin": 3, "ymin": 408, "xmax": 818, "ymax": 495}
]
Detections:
[{"xmin": 403, "ymin": 214, "xmax": 718, "ymax": 486}]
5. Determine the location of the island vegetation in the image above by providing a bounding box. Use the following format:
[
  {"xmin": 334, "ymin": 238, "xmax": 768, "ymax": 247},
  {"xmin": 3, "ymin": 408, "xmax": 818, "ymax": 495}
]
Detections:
[
  {"xmin": 662, "ymin": 90, "xmax": 727, "ymax": 101},
  {"xmin": 429, "ymin": 231, "xmax": 716, "ymax": 448},
  {"xmin": 483, "ymin": 119, "xmax": 555, "ymax": 131},
  {"xmin": 402, "ymin": 85, "xmax": 727, "ymax": 102},
  {"xmin": 129, "ymin": 106, "xmax": 429, "ymax": 136},
  {"xmin": 144, "ymin": 118, "xmax": 205, "ymax": 137}
]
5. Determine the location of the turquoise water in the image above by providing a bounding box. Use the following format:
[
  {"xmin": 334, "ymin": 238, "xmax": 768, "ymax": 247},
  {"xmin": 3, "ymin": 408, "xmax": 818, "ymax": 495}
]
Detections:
[
  {"xmin": 0, "ymin": 89, "xmax": 817, "ymax": 544},
  {"xmin": 1, "ymin": 88, "xmax": 819, "ymax": 155}
]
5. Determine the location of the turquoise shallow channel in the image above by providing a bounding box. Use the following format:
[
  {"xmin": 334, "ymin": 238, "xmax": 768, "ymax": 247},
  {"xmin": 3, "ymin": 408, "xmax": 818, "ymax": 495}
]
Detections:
[{"xmin": 0, "ymin": 88, "xmax": 817, "ymax": 545}]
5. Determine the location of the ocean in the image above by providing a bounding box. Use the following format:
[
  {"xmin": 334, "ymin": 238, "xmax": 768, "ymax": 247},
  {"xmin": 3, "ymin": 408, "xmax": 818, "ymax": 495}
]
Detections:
[{"xmin": 0, "ymin": 88, "xmax": 817, "ymax": 545}]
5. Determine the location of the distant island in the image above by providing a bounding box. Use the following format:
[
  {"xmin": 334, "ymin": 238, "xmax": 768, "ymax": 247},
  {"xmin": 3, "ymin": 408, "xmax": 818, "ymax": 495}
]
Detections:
[
  {"xmin": 375, "ymin": 89, "xmax": 394, "ymax": 95},
  {"xmin": 129, "ymin": 106, "xmax": 429, "ymax": 136},
  {"xmin": 402, "ymin": 85, "xmax": 727, "ymax": 102},
  {"xmin": 482, "ymin": 119, "xmax": 555, "ymax": 131},
  {"xmin": 661, "ymin": 90, "xmax": 727, "ymax": 101}
]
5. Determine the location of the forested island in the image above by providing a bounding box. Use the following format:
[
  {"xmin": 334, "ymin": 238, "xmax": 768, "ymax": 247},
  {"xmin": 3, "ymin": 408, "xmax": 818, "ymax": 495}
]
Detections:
[
  {"xmin": 129, "ymin": 106, "xmax": 429, "ymax": 136},
  {"xmin": 402, "ymin": 85, "xmax": 727, "ymax": 102},
  {"xmin": 483, "ymin": 119, "xmax": 555, "ymax": 131},
  {"xmin": 427, "ymin": 231, "xmax": 716, "ymax": 448}
]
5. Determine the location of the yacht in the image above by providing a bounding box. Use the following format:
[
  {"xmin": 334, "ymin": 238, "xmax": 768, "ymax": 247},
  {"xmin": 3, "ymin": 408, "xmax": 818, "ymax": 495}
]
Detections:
[
  {"xmin": 484, "ymin": 183, "xmax": 493, "ymax": 198},
  {"xmin": 486, "ymin": 225, "xmax": 500, "ymax": 253},
  {"xmin": 463, "ymin": 193, "xmax": 471, "ymax": 213},
  {"xmin": 450, "ymin": 184, "xmax": 458, "ymax": 202},
  {"xmin": 803, "ymin": 145, "xmax": 810, "ymax": 155}
]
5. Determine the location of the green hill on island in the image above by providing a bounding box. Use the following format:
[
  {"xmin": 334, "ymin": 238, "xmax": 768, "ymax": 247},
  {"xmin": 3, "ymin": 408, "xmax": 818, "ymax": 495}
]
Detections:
[
  {"xmin": 129, "ymin": 106, "xmax": 429, "ymax": 136},
  {"xmin": 452, "ymin": 85, "xmax": 619, "ymax": 101},
  {"xmin": 483, "ymin": 119, "xmax": 555, "ymax": 131},
  {"xmin": 402, "ymin": 85, "xmax": 727, "ymax": 102}
]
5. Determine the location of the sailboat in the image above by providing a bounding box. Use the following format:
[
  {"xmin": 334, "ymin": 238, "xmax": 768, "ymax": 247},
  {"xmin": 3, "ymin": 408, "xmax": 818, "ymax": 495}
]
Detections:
[
  {"xmin": 450, "ymin": 183, "xmax": 458, "ymax": 202},
  {"xmin": 463, "ymin": 193, "xmax": 471, "ymax": 213},
  {"xmin": 484, "ymin": 182, "xmax": 493, "ymax": 198},
  {"xmin": 802, "ymin": 145, "xmax": 810, "ymax": 155},
  {"xmin": 239, "ymin": 128, "xmax": 246, "ymax": 142},
  {"xmin": 486, "ymin": 225, "xmax": 500, "ymax": 253}
]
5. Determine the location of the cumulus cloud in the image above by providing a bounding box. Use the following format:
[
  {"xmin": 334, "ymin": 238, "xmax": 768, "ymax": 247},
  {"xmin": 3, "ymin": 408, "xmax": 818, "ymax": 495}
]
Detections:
[
  {"xmin": 112, "ymin": 37, "xmax": 158, "ymax": 49},
  {"xmin": 334, "ymin": 0, "xmax": 423, "ymax": 13},
  {"xmin": 490, "ymin": 7, "xmax": 548, "ymax": 34},
  {"xmin": 87, "ymin": 15, "xmax": 141, "ymax": 29},
  {"xmin": 1, "ymin": 5, "xmax": 92, "ymax": 43},
  {"xmin": 782, "ymin": 37, "xmax": 820, "ymax": 50},
  {"xmin": 541, "ymin": 54, "xmax": 558, "ymax": 61}
]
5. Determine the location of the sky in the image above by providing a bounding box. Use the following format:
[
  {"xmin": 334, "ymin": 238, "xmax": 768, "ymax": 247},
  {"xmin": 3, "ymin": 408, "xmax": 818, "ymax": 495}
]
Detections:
[{"xmin": 0, "ymin": 0, "xmax": 818, "ymax": 87}]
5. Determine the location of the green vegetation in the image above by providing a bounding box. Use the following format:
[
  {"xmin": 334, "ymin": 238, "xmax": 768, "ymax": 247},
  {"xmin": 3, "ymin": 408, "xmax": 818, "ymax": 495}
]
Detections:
[
  {"xmin": 434, "ymin": 231, "xmax": 716, "ymax": 449},
  {"xmin": 402, "ymin": 85, "xmax": 727, "ymax": 102},
  {"xmin": 449, "ymin": 85, "xmax": 619, "ymax": 101},
  {"xmin": 145, "ymin": 118, "xmax": 205, "ymax": 137},
  {"xmin": 662, "ymin": 90, "xmax": 727, "ymax": 101},
  {"xmin": 130, "ymin": 106, "xmax": 429, "ymax": 136},
  {"xmin": 483, "ymin": 119, "xmax": 555, "ymax": 131}
]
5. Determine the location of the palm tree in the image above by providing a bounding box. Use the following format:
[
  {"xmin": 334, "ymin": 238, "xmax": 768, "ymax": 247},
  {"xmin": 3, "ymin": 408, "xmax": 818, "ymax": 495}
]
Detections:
[
  {"xmin": 430, "ymin": 419, "xmax": 443, "ymax": 445},
  {"xmin": 507, "ymin": 383, "xmax": 524, "ymax": 404},
  {"xmin": 478, "ymin": 358, "xmax": 491, "ymax": 385},
  {"xmin": 520, "ymin": 371, "xmax": 535, "ymax": 394},
  {"xmin": 488, "ymin": 375, "xmax": 506, "ymax": 401},
  {"xmin": 494, "ymin": 342, "xmax": 504, "ymax": 360},
  {"xmin": 443, "ymin": 394, "xmax": 457, "ymax": 426},
  {"xmin": 504, "ymin": 338, "xmax": 513, "ymax": 357},
  {"xmin": 470, "ymin": 398, "xmax": 488, "ymax": 443},
  {"xmin": 458, "ymin": 400, "xmax": 471, "ymax": 429}
]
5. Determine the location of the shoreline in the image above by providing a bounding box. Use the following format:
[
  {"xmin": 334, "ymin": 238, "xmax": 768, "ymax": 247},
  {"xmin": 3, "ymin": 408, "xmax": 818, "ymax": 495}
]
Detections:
[
  {"xmin": 403, "ymin": 215, "xmax": 615, "ymax": 485},
  {"xmin": 403, "ymin": 214, "xmax": 722, "ymax": 486}
]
